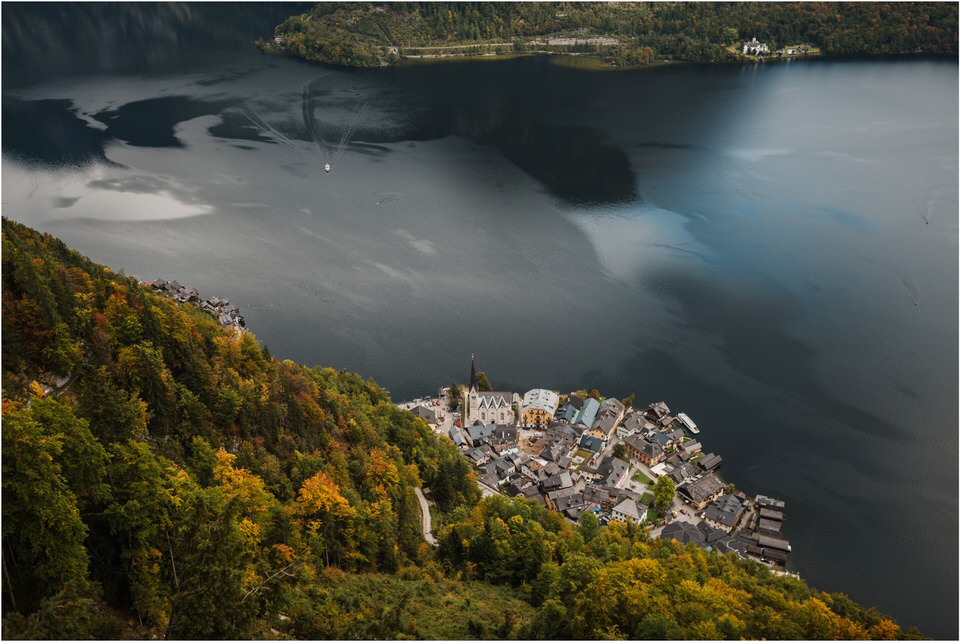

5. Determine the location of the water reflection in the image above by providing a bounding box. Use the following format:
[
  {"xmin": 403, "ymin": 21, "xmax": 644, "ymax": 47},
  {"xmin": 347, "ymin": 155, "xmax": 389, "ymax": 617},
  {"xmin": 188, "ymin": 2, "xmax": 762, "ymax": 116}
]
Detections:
[{"xmin": 2, "ymin": 97, "xmax": 110, "ymax": 165}]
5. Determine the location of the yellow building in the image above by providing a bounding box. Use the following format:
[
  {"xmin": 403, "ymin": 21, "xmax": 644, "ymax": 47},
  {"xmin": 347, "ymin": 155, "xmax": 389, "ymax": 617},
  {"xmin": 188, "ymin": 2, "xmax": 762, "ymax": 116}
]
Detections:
[{"xmin": 520, "ymin": 388, "xmax": 560, "ymax": 428}]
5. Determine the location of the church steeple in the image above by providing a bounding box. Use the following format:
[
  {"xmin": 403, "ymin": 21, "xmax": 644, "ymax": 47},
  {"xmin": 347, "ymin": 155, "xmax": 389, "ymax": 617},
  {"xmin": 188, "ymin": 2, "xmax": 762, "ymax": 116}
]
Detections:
[{"xmin": 469, "ymin": 353, "xmax": 477, "ymax": 392}]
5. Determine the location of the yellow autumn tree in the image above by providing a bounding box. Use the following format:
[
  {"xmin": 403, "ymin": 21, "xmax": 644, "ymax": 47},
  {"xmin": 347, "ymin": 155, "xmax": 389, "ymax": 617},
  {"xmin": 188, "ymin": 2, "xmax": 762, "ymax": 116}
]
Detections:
[{"xmin": 294, "ymin": 470, "xmax": 356, "ymax": 568}]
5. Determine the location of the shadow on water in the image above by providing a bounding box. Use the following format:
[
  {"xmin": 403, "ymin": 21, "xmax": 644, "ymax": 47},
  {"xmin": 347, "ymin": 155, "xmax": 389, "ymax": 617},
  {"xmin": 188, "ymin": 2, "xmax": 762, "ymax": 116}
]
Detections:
[
  {"xmin": 207, "ymin": 109, "xmax": 277, "ymax": 144},
  {"xmin": 491, "ymin": 117, "xmax": 636, "ymax": 204},
  {"xmin": 1, "ymin": 2, "xmax": 311, "ymax": 88},
  {"xmin": 2, "ymin": 97, "xmax": 112, "ymax": 166},
  {"xmin": 639, "ymin": 268, "xmax": 913, "ymax": 443},
  {"xmin": 92, "ymin": 96, "xmax": 235, "ymax": 148}
]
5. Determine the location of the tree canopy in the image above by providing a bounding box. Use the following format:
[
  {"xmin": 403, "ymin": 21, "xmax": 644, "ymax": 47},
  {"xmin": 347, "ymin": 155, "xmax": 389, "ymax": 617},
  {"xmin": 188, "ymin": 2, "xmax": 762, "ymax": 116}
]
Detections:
[{"xmin": 265, "ymin": 2, "xmax": 958, "ymax": 67}]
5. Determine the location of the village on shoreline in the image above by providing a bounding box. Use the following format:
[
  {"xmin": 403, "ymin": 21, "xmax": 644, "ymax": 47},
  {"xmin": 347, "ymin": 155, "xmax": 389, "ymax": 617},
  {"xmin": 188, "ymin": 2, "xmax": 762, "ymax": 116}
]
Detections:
[
  {"xmin": 398, "ymin": 356, "xmax": 795, "ymax": 573},
  {"xmin": 145, "ymin": 278, "xmax": 247, "ymax": 331}
]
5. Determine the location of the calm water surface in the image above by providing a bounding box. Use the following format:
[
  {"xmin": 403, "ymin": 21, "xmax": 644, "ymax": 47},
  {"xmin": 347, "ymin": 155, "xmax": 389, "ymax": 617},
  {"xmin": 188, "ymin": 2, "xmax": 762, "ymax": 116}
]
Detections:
[{"xmin": 3, "ymin": 36, "xmax": 957, "ymax": 637}]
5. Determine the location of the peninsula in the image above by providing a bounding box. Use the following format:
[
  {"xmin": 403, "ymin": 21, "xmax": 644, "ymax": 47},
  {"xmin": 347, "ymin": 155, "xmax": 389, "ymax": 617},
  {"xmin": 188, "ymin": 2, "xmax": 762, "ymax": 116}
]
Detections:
[
  {"xmin": 398, "ymin": 356, "xmax": 795, "ymax": 573},
  {"xmin": 260, "ymin": 2, "xmax": 958, "ymax": 69}
]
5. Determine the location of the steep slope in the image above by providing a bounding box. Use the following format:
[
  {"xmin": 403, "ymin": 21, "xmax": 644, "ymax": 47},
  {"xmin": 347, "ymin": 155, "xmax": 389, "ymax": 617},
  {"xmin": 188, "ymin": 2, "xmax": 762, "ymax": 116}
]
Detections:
[
  {"xmin": 1, "ymin": 218, "xmax": 920, "ymax": 639},
  {"xmin": 1, "ymin": 217, "xmax": 479, "ymax": 638}
]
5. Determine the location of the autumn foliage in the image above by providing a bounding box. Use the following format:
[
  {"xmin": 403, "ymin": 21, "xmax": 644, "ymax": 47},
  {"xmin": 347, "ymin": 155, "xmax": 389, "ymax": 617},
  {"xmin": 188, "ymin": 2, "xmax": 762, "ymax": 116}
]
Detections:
[{"xmin": 1, "ymin": 218, "xmax": 918, "ymax": 639}]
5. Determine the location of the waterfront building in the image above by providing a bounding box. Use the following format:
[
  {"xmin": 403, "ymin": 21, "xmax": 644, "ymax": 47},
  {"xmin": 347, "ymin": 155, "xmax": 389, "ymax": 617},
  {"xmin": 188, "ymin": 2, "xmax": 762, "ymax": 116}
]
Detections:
[
  {"xmin": 520, "ymin": 388, "xmax": 560, "ymax": 428},
  {"xmin": 743, "ymin": 36, "xmax": 769, "ymax": 55},
  {"xmin": 678, "ymin": 472, "xmax": 725, "ymax": 509},
  {"xmin": 574, "ymin": 397, "xmax": 600, "ymax": 428},
  {"xmin": 703, "ymin": 494, "xmax": 745, "ymax": 532},
  {"xmin": 462, "ymin": 355, "xmax": 519, "ymax": 425}
]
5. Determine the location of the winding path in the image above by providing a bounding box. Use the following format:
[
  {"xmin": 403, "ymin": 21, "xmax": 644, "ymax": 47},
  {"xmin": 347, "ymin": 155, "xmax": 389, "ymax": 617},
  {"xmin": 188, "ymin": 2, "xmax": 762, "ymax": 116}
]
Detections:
[{"xmin": 414, "ymin": 487, "xmax": 437, "ymax": 545}]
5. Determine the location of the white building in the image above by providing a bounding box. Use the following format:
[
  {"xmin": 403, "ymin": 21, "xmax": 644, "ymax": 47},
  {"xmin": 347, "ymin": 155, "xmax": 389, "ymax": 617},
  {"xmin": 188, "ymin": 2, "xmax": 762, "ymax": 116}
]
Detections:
[
  {"xmin": 611, "ymin": 498, "xmax": 648, "ymax": 525},
  {"xmin": 743, "ymin": 37, "xmax": 769, "ymax": 55}
]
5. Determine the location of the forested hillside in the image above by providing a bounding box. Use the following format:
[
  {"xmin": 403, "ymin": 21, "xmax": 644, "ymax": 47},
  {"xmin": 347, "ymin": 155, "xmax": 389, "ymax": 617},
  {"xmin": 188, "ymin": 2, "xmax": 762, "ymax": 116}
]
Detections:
[
  {"xmin": 1, "ymin": 218, "xmax": 921, "ymax": 639},
  {"xmin": 1, "ymin": 217, "xmax": 478, "ymax": 638},
  {"xmin": 265, "ymin": 2, "xmax": 958, "ymax": 67}
]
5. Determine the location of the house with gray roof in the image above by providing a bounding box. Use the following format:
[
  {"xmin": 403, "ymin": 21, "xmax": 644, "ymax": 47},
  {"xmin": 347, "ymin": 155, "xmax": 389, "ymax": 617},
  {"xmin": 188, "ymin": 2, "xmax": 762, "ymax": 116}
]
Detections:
[
  {"xmin": 494, "ymin": 424, "xmax": 518, "ymax": 444},
  {"xmin": 541, "ymin": 471, "xmax": 575, "ymax": 494},
  {"xmin": 703, "ymin": 494, "xmax": 745, "ymax": 532},
  {"xmin": 650, "ymin": 431, "xmax": 672, "ymax": 449},
  {"xmin": 758, "ymin": 507, "xmax": 784, "ymax": 522},
  {"xmin": 539, "ymin": 442, "xmax": 568, "ymax": 464},
  {"xmin": 465, "ymin": 422, "xmax": 498, "ymax": 447},
  {"xmin": 448, "ymin": 425, "xmax": 468, "ymax": 449},
  {"xmin": 753, "ymin": 533, "xmax": 791, "ymax": 553},
  {"xmin": 757, "ymin": 518, "xmax": 783, "ymax": 535},
  {"xmin": 669, "ymin": 461, "xmax": 700, "ymax": 485},
  {"xmin": 464, "ymin": 447, "xmax": 490, "ymax": 466},
  {"xmin": 680, "ymin": 440, "xmax": 702, "ymax": 455},
  {"xmin": 582, "ymin": 484, "xmax": 611, "ymax": 508},
  {"xmin": 506, "ymin": 481, "xmax": 529, "ymax": 498},
  {"xmin": 678, "ymin": 473, "xmax": 726, "ymax": 509},
  {"xmin": 479, "ymin": 470, "xmax": 500, "ymax": 489},
  {"xmin": 574, "ymin": 397, "xmax": 600, "ymax": 428},
  {"xmin": 698, "ymin": 452, "xmax": 723, "ymax": 472},
  {"xmin": 660, "ymin": 520, "xmax": 705, "ymax": 545},
  {"xmin": 556, "ymin": 404, "xmax": 578, "ymax": 423},
  {"xmin": 589, "ymin": 414, "xmax": 620, "ymax": 441},
  {"xmin": 596, "ymin": 456, "xmax": 630, "ymax": 488},
  {"xmin": 645, "ymin": 400, "xmax": 670, "ymax": 420},
  {"xmin": 755, "ymin": 495, "xmax": 786, "ymax": 510},
  {"xmin": 598, "ymin": 397, "xmax": 625, "ymax": 419},
  {"xmin": 578, "ymin": 433, "xmax": 604, "ymax": 453},
  {"xmin": 617, "ymin": 410, "xmax": 648, "ymax": 438},
  {"xmin": 522, "ymin": 486, "xmax": 546, "ymax": 505},
  {"xmin": 556, "ymin": 494, "xmax": 587, "ymax": 520},
  {"xmin": 409, "ymin": 404, "xmax": 437, "ymax": 424},
  {"xmin": 611, "ymin": 498, "xmax": 647, "ymax": 524},
  {"xmin": 623, "ymin": 434, "xmax": 665, "ymax": 466},
  {"xmin": 490, "ymin": 457, "xmax": 516, "ymax": 479}
]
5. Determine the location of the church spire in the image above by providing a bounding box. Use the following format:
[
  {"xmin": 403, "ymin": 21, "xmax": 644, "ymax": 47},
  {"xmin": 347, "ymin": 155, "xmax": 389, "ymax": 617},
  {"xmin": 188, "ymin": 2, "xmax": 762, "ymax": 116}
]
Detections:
[{"xmin": 469, "ymin": 353, "xmax": 477, "ymax": 392}]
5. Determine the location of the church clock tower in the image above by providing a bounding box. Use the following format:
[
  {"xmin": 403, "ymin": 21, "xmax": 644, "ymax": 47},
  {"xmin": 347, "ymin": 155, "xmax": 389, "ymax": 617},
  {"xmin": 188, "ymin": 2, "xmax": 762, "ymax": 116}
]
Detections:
[{"xmin": 464, "ymin": 353, "xmax": 479, "ymax": 423}]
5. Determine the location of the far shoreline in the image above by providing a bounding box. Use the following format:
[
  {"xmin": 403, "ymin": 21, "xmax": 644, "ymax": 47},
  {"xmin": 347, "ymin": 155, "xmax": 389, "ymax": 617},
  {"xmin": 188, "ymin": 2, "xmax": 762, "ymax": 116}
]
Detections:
[{"xmin": 270, "ymin": 46, "xmax": 957, "ymax": 74}]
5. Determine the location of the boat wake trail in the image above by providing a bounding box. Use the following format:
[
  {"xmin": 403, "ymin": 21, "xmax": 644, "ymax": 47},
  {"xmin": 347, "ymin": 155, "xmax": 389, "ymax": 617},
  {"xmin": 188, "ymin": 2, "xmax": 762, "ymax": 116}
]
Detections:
[
  {"xmin": 242, "ymin": 104, "xmax": 319, "ymax": 161},
  {"xmin": 300, "ymin": 74, "xmax": 368, "ymax": 169}
]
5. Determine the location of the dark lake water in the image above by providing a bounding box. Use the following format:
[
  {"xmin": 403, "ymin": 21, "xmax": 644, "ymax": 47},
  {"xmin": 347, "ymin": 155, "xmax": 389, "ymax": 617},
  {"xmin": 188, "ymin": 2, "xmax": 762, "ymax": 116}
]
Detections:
[{"xmin": 2, "ymin": 8, "xmax": 957, "ymax": 636}]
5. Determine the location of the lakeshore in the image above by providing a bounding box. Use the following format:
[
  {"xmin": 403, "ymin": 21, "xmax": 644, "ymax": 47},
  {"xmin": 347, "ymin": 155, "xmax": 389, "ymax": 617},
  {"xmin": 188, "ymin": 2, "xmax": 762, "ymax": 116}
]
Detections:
[{"xmin": 397, "ymin": 359, "xmax": 794, "ymax": 573}]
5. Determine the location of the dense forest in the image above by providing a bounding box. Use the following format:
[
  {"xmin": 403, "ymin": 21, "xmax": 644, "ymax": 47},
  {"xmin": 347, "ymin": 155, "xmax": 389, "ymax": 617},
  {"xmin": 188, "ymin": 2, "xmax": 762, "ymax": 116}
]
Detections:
[
  {"xmin": 2, "ymin": 217, "xmax": 922, "ymax": 639},
  {"xmin": 264, "ymin": 2, "xmax": 958, "ymax": 68}
]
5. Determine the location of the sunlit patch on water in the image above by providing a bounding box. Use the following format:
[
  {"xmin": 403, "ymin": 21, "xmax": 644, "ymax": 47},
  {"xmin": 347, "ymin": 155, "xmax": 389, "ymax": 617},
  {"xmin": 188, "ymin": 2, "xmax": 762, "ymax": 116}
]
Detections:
[{"xmin": 2, "ymin": 158, "xmax": 213, "ymax": 222}]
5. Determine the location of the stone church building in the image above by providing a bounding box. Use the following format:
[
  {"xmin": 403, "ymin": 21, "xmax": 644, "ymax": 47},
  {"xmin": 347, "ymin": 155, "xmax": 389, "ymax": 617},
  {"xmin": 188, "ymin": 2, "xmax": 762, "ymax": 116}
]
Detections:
[{"xmin": 462, "ymin": 355, "xmax": 520, "ymax": 426}]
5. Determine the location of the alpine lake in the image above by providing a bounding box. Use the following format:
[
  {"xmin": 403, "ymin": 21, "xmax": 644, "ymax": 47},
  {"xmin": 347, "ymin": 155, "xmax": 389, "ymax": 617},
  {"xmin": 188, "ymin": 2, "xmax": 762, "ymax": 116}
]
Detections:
[{"xmin": 3, "ymin": 26, "xmax": 957, "ymax": 638}]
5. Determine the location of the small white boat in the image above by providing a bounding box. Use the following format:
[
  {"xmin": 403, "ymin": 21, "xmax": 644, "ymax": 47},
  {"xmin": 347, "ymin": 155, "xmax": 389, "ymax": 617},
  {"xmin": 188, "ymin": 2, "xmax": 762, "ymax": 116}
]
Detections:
[
  {"xmin": 677, "ymin": 412, "xmax": 699, "ymax": 434},
  {"xmin": 324, "ymin": 163, "xmax": 331, "ymax": 173}
]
